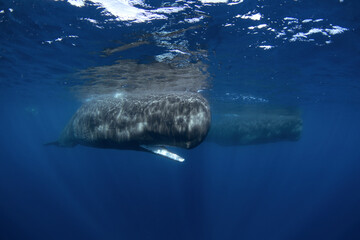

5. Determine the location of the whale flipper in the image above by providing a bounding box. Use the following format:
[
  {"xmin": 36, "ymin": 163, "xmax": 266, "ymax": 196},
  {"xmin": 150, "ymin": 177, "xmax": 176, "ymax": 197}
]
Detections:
[{"xmin": 140, "ymin": 145, "xmax": 185, "ymax": 162}]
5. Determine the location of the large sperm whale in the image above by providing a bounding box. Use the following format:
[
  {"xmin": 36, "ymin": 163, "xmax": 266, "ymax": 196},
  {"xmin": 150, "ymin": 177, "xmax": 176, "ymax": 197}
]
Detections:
[
  {"xmin": 206, "ymin": 106, "xmax": 302, "ymax": 146},
  {"xmin": 46, "ymin": 92, "xmax": 211, "ymax": 162}
]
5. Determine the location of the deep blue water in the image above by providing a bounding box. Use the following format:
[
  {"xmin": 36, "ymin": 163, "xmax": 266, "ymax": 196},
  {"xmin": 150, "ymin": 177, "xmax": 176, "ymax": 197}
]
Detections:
[{"xmin": 1, "ymin": 0, "xmax": 360, "ymax": 239}]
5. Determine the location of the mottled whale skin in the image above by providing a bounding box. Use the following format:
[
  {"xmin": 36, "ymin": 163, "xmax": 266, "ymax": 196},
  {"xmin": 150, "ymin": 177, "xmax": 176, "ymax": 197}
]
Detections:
[{"xmin": 54, "ymin": 92, "xmax": 211, "ymax": 153}]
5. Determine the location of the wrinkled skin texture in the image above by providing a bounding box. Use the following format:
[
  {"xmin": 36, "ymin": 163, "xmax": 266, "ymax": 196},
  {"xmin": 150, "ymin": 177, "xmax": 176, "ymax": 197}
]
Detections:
[{"xmin": 57, "ymin": 92, "xmax": 211, "ymax": 150}]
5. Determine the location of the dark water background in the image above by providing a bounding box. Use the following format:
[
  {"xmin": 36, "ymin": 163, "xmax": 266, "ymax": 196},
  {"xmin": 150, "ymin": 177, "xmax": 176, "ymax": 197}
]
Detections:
[{"xmin": 1, "ymin": 0, "xmax": 360, "ymax": 239}]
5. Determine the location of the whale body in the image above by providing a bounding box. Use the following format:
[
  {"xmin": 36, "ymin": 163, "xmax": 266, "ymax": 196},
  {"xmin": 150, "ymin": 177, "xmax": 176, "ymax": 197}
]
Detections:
[
  {"xmin": 207, "ymin": 106, "xmax": 302, "ymax": 146},
  {"xmin": 48, "ymin": 92, "xmax": 211, "ymax": 161}
]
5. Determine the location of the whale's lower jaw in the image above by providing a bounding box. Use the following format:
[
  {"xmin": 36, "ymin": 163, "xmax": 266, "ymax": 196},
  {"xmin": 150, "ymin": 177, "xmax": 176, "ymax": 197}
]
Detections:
[
  {"xmin": 52, "ymin": 92, "xmax": 211, "ymax": 161},
  {"xmin": 140, "ymin": 145, "xmax": 185, "ymax": 162},
  {"xmin": 47, "ymin": 141, "xmax": 186, "ymax": 162}
]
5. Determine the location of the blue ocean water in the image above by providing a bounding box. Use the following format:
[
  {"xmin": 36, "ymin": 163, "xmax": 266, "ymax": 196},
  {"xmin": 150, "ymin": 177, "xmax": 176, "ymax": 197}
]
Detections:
[{"xmin": 1, "ymin": 0, "xmax": 360, "ymax": 239}]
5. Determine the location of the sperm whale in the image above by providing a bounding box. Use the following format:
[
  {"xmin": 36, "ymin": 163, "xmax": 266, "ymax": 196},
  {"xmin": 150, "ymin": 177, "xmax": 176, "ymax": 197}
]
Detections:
[{"xmin": 47, "ymin": 92, "xmax": 211, "ymax": 162}]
